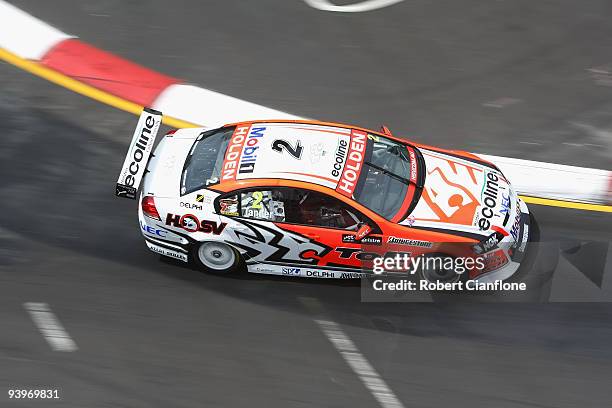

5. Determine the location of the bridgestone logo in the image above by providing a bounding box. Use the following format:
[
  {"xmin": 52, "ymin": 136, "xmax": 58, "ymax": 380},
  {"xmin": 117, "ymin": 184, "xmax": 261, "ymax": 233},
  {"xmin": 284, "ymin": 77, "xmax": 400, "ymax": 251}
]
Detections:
[{"xmin": 387, "ymin": 236, "xmax": 433, "ymax": 248}]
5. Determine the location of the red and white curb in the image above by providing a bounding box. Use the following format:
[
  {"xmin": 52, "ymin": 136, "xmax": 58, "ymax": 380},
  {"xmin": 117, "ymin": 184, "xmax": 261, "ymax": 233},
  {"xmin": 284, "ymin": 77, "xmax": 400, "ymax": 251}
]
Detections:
[
  {"xmin": 0, "ymin": 1, "xmax": 297, "ymax": 125},
  {"xmin": 478, "ymin": 154, "xmax": 611, "ymax": 205},
  {"xmin": 1, "ymin": 0, "xmax": 610, "ymax": 206}
]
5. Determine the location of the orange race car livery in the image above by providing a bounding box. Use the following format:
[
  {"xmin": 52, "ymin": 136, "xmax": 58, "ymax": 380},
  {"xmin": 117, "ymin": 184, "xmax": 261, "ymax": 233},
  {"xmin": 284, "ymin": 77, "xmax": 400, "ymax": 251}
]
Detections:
[{"xmin": 127, "ymin": 115, "xmax": 531, "ymax": 282}]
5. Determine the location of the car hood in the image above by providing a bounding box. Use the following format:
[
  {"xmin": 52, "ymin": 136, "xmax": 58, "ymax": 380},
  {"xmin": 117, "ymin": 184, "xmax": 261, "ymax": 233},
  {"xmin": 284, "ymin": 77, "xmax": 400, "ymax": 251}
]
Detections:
[{"xmin": 404, "ymin": 148, "xmax": 517, "ymax": 237}]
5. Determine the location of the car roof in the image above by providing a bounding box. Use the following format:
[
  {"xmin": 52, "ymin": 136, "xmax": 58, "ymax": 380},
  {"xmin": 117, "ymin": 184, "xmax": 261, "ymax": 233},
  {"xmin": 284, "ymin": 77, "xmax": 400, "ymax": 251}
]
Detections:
[
  {"xmin": 225, "ymin": 119, "xmax": 406, "ymax": 143},
  {"xmin": 217, "ymin": 121, "xmax": 393, "ymax": 194}
]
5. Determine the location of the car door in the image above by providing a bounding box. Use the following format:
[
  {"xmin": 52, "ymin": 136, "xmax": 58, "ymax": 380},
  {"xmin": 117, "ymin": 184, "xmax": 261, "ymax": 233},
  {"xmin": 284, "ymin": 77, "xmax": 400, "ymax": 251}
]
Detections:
[{"xmin": 215, "ymin": 186, "xmax": 383, "ymax": 277}]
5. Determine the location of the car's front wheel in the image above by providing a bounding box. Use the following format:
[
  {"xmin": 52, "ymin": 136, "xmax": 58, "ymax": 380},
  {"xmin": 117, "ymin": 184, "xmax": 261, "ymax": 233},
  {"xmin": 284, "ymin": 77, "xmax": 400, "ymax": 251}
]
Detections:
[
  {"xmin": 416, "ymin": 253, "xmax": 468, "ymax": 285},
  {"xmin": 193, "ymin": 241, "xmax": 241, "ymax": 274}
]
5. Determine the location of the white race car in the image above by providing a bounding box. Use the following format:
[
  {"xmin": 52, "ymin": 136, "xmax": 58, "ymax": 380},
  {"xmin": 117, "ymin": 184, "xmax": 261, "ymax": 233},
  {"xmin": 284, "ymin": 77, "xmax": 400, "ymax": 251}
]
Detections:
[{"xmin": 116, "ymin": 109, "xmax": 532, "ymax": 282}]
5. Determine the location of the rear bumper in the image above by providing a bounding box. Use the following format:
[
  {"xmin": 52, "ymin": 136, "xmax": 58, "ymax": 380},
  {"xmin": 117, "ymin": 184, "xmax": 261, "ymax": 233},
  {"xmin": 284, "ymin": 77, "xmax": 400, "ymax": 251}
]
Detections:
[{"xmin": 138, "ymin": 198, "xmax": 191, "ymax": 262}]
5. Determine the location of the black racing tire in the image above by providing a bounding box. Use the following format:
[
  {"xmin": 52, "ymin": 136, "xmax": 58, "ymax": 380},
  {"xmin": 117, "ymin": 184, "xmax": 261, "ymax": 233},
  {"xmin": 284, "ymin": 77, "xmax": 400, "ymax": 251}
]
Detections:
[
  {"xmin": 416, "ymin": 252, "xmax": 468, "ymax": 285},
  {"xmin": 507, "ymin": 213, "xmax": 557, "ymax": 301},
  {"xmin": 191, "ymin": 241, "xmax": 242, "ymax": 275},
  {"xmin": 413, "ymin": 253, "xmax": 470, "ymax": 301}
]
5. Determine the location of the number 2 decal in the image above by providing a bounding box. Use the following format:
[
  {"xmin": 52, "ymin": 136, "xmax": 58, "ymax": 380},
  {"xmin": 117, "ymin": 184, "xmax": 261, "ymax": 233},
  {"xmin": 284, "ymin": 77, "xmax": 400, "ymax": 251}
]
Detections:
[
  {"xmin": 251, "ymin": 191, "xmax": 264, "ymax": 209},
  {"xmin": 272, "ymin": 139, "xmax": 303, "ymax": 159}
]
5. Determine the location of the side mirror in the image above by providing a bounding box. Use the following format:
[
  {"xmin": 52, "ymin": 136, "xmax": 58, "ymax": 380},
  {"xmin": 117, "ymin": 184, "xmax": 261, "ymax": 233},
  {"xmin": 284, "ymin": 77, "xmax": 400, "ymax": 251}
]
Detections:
[
  {"xmin": 381, "ymin": 125, "xmax": 393, "ymax": 136},
  {"xmin": 356, "ymin": 223, "xmax": 373, "ymax": 240}
]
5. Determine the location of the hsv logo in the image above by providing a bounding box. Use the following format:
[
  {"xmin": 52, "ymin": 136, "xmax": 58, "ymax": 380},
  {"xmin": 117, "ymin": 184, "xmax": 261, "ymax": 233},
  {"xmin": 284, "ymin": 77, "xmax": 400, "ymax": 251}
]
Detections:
[
  {"xmin": 418, "ymin": 153, "xmax": 482, "ymax": 226},
  {"xmin": 165, "ymin": 213, "xmax": 227, "ymax": 234},
  {"xmin": 336, "ymin": 129, "xmax": 367, "ymax": 197}
]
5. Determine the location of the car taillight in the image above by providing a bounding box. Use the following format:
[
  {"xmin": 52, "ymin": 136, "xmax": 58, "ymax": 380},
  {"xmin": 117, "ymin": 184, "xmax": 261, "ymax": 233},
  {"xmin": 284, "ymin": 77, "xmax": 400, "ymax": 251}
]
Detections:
[
  {"xmin": 142, "ymin": 196, "xmax": 161, "ymax": 220},
  {"xmin": 165, "ymin": 129, "xmax": 177, "ymax": 136}
]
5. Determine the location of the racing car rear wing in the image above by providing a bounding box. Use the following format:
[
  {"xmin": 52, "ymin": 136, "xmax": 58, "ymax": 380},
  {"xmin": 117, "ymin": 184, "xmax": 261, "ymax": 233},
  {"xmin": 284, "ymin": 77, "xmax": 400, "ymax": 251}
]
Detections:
[{"xmin": 115, "ymin": 108, "xmax": 162, "ymax": 199}]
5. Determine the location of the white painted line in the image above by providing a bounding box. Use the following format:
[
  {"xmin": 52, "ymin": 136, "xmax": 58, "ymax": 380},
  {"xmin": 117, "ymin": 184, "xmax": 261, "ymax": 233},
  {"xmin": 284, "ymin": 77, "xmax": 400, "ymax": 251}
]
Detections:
[
  {"xmin": 24, "ymin": 302, "xmax": 78, "ymax": 352},
  {"xmin": 569, "ymin": 121, "xmax": 612, "ymax": 141},
  {"xmin": 482, "ymin": 97, "xmax": 521, "ymax": 108},
  {"xmin": 304, "ymin": 0, "xmax": 405, "ymax": 13},
  {"xmin": 300, "ymin": 297, "xmax": 405, "ymax": 408},
  {"xmin": 0, "ymin": 0, "xmax": 74, "ymax": 60}
]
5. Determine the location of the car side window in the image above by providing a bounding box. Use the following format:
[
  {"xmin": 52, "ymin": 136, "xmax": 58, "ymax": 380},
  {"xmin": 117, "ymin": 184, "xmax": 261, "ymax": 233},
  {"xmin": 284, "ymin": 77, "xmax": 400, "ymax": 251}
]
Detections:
[
  {"xmin": 241, "ymin": 190, "xmax": 287, "ymax": 222},
  {"xmin": 217, "ymin": 190, "xmax": 286, "ymax": 221},
  {"xmin": 289, "ymin": 189, "xmax": 363, "ymax": 230},
  {"xmin": 218, "ymin": 188, "xmax": 369, "ymax": 230}
]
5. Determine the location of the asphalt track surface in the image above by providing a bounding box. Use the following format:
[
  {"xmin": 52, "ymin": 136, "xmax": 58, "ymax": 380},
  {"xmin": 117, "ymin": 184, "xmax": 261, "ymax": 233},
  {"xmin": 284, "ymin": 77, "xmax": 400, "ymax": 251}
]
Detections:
[{"xmin": 1, "ymin": 1, "xmax": 612, "ymax": 407}]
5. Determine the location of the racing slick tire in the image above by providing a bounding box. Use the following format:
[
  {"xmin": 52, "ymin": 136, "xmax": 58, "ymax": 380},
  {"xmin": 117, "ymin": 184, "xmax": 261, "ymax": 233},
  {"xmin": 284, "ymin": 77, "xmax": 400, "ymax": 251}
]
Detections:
[
  {"xmin": 506, "ymin": 213, "xmax": 557, "ymax": 301},
  {"xmin": 414, "ymin": 252, "xmax": 469, "ymax": 301},
  {"xmin": 192, "ymin": 242, "xmax": 242, "ymax": 275},
  {"xmin": 416, "ymin": 252, "xmax": 468, "ymax": 285}
]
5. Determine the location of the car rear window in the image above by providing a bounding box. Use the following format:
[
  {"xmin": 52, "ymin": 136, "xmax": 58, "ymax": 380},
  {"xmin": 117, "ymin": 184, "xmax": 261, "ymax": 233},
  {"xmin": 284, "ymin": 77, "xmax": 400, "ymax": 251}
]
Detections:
[{"xmin": 181, "ymin": 127, "xmax": 235, "ymax": 195}]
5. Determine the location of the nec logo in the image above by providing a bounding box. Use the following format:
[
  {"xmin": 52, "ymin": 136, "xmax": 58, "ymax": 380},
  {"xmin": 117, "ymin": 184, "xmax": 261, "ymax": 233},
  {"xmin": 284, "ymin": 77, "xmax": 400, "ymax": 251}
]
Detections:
[
  {"xmin": 140, "ymin": 222, "xmax": 167, "ymax": 238},
  {"xmin": 165, "ymin": 214, "xmax": 226, "ymax": 234}
]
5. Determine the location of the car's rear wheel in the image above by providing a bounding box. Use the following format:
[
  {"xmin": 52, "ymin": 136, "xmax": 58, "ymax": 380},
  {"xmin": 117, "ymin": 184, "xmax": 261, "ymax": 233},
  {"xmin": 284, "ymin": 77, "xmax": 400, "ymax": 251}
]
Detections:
[{"xmin": 193, "ymin": 242, "xmax": 240, "ymax": 274}]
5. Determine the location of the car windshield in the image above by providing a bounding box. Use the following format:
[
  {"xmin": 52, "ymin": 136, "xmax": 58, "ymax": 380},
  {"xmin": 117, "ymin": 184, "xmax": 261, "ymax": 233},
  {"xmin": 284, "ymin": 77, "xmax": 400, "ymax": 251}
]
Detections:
[
  {"xmin": 353, "ymin": 134, "xmax": 413, "ymax": 220},
  {"xmin": 181, "ymin": 127, "xmax": 234, "ymax": 194}
]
